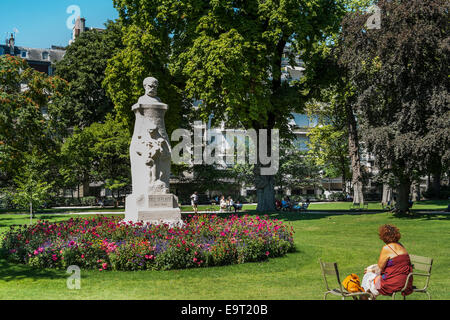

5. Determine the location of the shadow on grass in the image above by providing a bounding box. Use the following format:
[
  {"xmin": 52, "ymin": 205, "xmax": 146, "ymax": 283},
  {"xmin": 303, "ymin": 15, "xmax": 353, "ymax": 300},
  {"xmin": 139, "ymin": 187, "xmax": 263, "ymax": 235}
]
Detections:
[
  {"xmin": 388, "ymin": 213, "xmax": 450, "ymax": 221},
  {"xmin": 0, "ymin": 259, "xmax": 67, "ymax": 282},
  {"xmin": 182, "ymin": 209, "xmax": 450, "ymax": 223},
  {"xmin": 182, "ymin": 210, "xmax": 349, "ymax": 222}
]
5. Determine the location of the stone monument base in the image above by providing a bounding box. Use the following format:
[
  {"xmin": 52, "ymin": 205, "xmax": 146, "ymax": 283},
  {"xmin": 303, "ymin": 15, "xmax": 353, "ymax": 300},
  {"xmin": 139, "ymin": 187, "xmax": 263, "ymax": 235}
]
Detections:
[{"xmin": 124, "ymin": 193, "xmax": 183, "ymax": 226}]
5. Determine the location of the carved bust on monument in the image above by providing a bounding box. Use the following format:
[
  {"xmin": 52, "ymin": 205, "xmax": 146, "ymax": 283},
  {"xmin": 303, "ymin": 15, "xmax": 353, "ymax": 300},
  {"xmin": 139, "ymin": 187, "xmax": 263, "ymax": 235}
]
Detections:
[{"xmin": 125, "ymin": 77, "xmax": 182, "ymax": 225}]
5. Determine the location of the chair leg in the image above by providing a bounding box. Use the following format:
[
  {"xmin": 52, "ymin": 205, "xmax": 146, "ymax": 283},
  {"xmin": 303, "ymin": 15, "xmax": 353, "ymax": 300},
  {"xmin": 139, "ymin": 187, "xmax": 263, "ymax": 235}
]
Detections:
[
  {"xmin": 392, "ymin": 292, "xmax": 396, "ymax": 300},
  {"xmin": 426, "ymin": 291, "xmax": 431, "ymax": 300}
]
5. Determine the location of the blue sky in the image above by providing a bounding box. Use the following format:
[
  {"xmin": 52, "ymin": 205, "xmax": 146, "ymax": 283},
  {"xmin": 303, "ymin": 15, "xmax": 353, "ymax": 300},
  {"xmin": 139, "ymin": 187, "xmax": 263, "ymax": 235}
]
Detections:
[{"xmin": 0, "ymin": 0, "xmax": 118, "ymax": 49}]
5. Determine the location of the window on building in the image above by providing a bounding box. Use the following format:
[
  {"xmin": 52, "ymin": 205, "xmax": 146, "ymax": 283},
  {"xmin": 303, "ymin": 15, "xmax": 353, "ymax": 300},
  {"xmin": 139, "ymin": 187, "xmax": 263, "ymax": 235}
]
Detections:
[
  {"xmin": 21, "ymin": 50, "xmax": 27, "ymax": 58},
  {"xmin": 294, "ymin": 136, "xmax": 310, "ymax": 151},
  {"xmin": 42, "ymin": 52, "xmax": 49, "ymax": 60}
]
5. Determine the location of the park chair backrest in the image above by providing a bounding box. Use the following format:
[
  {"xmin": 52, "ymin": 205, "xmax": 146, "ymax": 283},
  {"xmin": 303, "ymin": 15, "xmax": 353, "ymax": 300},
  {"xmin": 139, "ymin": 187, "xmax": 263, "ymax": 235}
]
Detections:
[
  {"xmin": 396, "ymin": 254, "xmax": 433, "ymax": 297},
  {"xmin": 319, "ymin": 260, "xmax": 344, "ymax": 292},
  {"xmin": 410, "ymin": 254, "xmax": 433, "ymax": 290},
  {"xmin": 410, "ymin": 255, "xmax": 433, "ymax": 273}
]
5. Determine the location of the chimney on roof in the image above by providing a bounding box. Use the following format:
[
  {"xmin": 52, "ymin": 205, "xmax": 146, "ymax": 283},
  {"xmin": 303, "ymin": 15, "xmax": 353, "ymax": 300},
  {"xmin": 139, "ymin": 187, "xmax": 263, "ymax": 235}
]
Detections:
[
  {"xmin": 8, "ymin": 33, "xmax": 15, "ymax": 54},
  {"xmin": 72, "ymin": 17, "xmax": 86, "ymax": 41}
]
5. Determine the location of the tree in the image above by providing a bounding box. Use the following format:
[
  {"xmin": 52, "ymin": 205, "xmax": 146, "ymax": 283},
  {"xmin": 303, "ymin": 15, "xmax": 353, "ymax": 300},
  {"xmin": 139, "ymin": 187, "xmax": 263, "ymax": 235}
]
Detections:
[
  {"xmin": 307, "ymin": 124, "xmax": 350, "ymax": 192},
  {"xmin": 106, "ymin": 0, "xmax": 347, "ymax": 211},
  {"xmin": 61, "ymin": 115, "xmax": 131, "ymax": 206},
  {"xmin": 275, "ymin": 142, "xmax": 322, "ymax": 195},
  {"xmin": 303, "ymin": 0, "xmax": 377, "ymax": 205},
  {"xmin": 0, "ymin": 55, "xmax": 69, "ymax": 187},
  {"xmin": 59, "ymin": 126, "xmax": 96, "ymax": 198},
  {"xmin": 55, "ymin": 20, "xmax": 124, "ymax": 128},
  {"xmin": 3, "ymin": 151, "xmax": 54, "ymax": 223},
  {"xmin": 338, "ymin": 0, "xmax": 449, "ymax": 214}
]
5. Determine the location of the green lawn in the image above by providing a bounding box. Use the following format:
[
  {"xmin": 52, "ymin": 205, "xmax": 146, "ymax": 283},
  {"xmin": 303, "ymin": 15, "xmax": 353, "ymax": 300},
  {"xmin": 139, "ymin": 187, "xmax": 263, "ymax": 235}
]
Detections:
[
  {"xmin": 0, "ymin": 209, "xmax": 449, "ymax": 300},
  {"xmin": 1, "ymin": 200, "xmax": 446, "ymax": 216}
]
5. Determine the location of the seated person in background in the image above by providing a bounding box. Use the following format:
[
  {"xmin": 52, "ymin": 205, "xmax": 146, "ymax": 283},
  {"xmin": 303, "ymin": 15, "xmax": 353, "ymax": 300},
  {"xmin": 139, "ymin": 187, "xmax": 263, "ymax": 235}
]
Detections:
[
  {"xmin": 286, "ymin": 196, "xmax": 292, "ymax": 210},
  {"xmin": 233, "ymin": 201, "xmax": 243, "ymax": 212},
  {"xmin": 275, "ymin": 199, "xmax": 282, "ymax": 210},
  {"xmin": 228, "ymin": 197, "xmax": 235, "ymax": 212},
  {"xmin": 361, "ymin": 224, "xmax": 413, "ymax": 300},
  {"xmin": 226, "ymin": 197, "xmax": 232, "ymax": 212},
  {"xmin": 281, "ymin": 198, "xmax": 290, "ymax": 211},
  {"xmin": 219, "ymin": 196, "xmax": 227, "ymax": 212}
]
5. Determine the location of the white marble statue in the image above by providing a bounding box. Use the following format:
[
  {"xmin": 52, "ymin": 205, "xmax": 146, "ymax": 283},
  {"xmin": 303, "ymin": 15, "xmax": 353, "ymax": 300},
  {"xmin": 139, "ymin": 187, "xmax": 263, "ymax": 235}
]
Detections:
[
  {"xmin": 125, "ymin": 77, "xmax": 182, "ymax": 225},
  {"xmin": 130, "ymin": 77, "xmax": 171, "ymax": 195}
]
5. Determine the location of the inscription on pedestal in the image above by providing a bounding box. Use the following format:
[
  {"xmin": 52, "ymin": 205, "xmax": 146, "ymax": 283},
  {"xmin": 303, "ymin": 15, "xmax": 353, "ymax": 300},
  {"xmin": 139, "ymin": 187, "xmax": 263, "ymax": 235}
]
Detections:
[{"xmin": 148, "ymin": 194, "xmax": 175, "ymax": 208}]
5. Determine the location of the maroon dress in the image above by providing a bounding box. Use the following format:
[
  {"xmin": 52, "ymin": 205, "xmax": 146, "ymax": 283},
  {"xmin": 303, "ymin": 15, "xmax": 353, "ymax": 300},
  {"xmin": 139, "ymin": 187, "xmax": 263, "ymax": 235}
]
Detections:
[{"xmin": 378, "ymin": 254, "xmax": 414, "ymax": 296}]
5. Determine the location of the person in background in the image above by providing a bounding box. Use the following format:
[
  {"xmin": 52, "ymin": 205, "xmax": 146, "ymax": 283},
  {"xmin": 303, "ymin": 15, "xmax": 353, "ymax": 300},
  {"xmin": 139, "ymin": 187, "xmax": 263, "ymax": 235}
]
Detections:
[
  {"xmin": 220, "ymin": 196, "xmax": 227, "ymax": 213},
  {"xmin": 190, "ymin": 192, "xmax": 199, "ymax": 215},
  {"xmin": 275, "ymin": 199, "xmax": 282, "ymax": 210},
  {"xmin": 234, "ymin": 201, "xmax": 243, "ymax": 212},
  {"xmin": 227, "ymin": 197, "xmax": 235, "ymax": 212}
]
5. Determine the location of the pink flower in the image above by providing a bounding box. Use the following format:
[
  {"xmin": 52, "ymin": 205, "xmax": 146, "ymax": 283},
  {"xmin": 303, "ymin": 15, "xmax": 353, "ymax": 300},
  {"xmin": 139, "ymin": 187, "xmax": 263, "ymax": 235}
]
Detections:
[
  {"xmin": 34, "ymin": 250, "xmax": 39, "ymax": 255},
  {"xmin": 102, "ymin": 263, "xmax": 108, "ymax": 270},
  {"xmin": 52, "ymin": 255, "xmax": 58, "ymax": 261},
  {"xmin": 265, "ymin": 251, "xmax": 270, "ymax": 256}
]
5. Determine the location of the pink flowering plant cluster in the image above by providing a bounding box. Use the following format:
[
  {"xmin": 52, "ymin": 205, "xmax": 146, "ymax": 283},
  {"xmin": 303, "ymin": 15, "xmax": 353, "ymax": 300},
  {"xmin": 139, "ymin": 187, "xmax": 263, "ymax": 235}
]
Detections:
[{"xmin": 0, "ymin": 215, "xmax": 295, "ymax": 271}]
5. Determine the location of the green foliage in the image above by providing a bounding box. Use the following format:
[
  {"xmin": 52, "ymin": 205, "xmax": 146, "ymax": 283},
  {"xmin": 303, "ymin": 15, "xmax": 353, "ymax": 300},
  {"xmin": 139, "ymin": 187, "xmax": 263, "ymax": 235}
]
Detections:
[
  {"xmin": 307, "ymin": 124, "xmax": 350, "ymax": 182},
  {"xmin": 55, "ymin": 20, "xmax": 124, "ymax": 128},
  {"xmin": 105, "ymin": 0, "xmax": 350, "ymax": 211},
  {"xmin": 275, "ymin": 142, "xmax": 322, "ymax": 192},
  {"xmin": 60, "ymin": 115, "xmax": 131, "ymax": 199},
  {"xmin": 338, "ymin": 0, "xmax": 450, "ymax": 211},
  {"xmin": 3, "ymin": 151, "xmax": 54, "ymax": 214},
  {"xmin": 0, "ymin": 55, "xmax": 69, "ymax": 186}
]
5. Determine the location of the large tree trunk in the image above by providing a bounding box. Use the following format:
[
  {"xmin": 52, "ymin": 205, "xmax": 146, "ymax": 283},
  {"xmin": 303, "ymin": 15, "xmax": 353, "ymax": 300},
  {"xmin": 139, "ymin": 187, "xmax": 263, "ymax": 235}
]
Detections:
[
  {"xmin": 253, "ymin": 126, "xmax": 277, "ymax": 212},
  {"xmin": 255, "ymin": 168, "xmax": 277, "ymax": 212},
  {"xmin": 83, "ymin": 180, "xmax": 90, "ymax": 197},
  {"xmin": 411, "ymin": 181, "xmax": 420, "ymax": 202},
  {"xmin": 429, "ymin": 156, "xmax": 442, "ymax": 199},
  {"xmin": 346, "ymin": 104, "xmax": 364, "ymax": 204},
  {"xmin": 382, "ymin": 183, "xmax": 393, "ymax": 204},
  {"xmin": 395, "ymin": 178, "xmax": 411, "ymax": 214}
]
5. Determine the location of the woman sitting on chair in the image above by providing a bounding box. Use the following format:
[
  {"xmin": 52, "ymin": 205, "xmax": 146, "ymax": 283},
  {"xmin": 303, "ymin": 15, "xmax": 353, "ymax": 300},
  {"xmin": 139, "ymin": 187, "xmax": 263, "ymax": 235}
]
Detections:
[{"xmin": 361, "ymin": 224, "xmax": 413, "ymax": 299}]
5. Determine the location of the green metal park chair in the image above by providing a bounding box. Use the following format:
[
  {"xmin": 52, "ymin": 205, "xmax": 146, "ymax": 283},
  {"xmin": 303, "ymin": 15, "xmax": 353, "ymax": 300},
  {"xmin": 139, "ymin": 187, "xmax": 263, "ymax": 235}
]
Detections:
[
  {"xmin": 391, "ymin": 255, "xmax": 433, "ymax": 300},
  {"xmin": 319, "ymin": 260, "xmax": 374, "ymax": 300}
]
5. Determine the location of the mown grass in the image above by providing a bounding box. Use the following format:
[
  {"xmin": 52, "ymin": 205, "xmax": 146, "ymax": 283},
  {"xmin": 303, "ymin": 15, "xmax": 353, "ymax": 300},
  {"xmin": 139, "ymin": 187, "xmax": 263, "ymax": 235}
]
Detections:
[
  {"xmin": 1, "ymin": 200, "xmax": 447, "ymax": 216},
  {"xmin": 0, "ymin": 209, "xmax": 449, "ymax": 300}
]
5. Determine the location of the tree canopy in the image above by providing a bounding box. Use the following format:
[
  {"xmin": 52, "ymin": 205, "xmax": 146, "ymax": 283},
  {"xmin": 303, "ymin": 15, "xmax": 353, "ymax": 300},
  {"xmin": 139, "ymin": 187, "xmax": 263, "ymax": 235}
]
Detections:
[
  {"xmin": 0, "ymin": 55, "xmax": 69, "ymax": 186},
  {"xmin": 55, "ymin": 20, "xmax": 124, "ymax": 128},
  {"xmin": 338, "ymin": 0, "xmax": 450, "ymax": 213},
  {"xmin": 106, "ymin": 0, "xmax": 348, "ymax": 211}
]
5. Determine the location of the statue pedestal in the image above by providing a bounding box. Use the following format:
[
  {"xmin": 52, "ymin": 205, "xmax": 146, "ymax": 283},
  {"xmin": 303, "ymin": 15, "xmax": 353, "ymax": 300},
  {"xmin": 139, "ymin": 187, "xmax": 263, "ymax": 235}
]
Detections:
[{"xmin": 125, "ymin": 193, "xmax": 183, "ymax": 226}]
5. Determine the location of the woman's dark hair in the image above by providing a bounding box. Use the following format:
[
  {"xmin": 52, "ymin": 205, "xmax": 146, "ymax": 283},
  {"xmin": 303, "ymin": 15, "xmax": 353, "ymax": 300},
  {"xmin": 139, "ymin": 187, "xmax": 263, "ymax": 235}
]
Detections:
[{"xmin": 378, "ymin": 224, "xmax": 401, "ymax": 244}]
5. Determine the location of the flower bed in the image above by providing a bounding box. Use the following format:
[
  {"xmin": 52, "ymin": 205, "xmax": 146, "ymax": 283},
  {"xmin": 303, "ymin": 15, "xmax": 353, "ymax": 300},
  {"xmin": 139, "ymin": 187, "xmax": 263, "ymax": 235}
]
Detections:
[{"xmin": 0, "ymin": 215, "xmax": 295, "ymax": 271}]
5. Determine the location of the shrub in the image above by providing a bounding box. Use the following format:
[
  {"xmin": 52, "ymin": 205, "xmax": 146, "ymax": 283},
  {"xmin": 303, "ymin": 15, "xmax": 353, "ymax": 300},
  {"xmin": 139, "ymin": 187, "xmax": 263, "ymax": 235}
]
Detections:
[
  {"xmin": 0, "ymin": 215, "xmax": 295, "ymax": 271},
  {"xmin": 329, "ymin": 192, "xmax": 347, "ymax": 202}
]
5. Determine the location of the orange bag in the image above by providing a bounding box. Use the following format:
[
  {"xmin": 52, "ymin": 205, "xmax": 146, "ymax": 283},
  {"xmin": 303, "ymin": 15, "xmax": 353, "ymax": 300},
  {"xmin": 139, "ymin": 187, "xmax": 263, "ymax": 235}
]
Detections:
[{"xmin": 342, "ymin": 273, "xmax": 364, "ymax": 292}]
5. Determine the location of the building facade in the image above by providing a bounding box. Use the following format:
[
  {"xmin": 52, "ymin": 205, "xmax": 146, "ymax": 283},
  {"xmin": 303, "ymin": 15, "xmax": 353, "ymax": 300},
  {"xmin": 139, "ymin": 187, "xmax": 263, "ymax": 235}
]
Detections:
[{"xmin": 1, "ymin": 34, "xmax": 65, "ymax": 75}]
